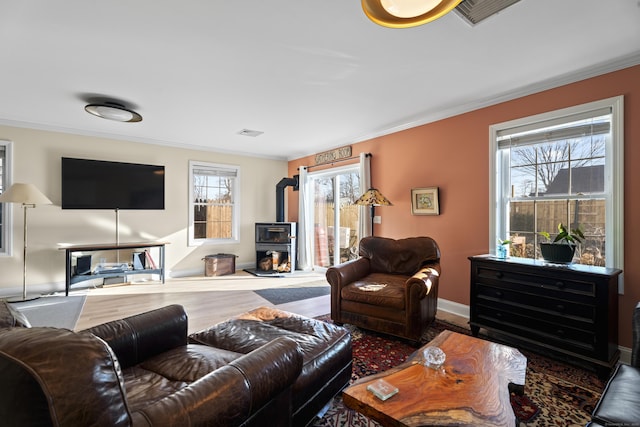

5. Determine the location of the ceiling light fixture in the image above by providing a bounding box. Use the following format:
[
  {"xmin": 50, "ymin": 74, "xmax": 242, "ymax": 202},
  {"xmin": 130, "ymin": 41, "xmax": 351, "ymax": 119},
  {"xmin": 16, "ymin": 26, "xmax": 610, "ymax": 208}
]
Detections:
[
  {"xmin": 237, "ymin": 129, "xmax": 264, "ymax": 137},
  {"xmin": 85, "ymin": 102, "xmax": 142, "ymax": 122},
  {"xmin": 362, "ymin": 0, "xmax": 463, "ymax": 28}
]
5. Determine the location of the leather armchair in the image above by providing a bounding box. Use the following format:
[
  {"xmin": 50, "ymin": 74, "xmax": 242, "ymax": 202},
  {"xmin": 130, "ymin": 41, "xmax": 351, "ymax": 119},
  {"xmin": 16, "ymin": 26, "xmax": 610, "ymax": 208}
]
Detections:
[
  {"xmin": 588, "ymin": 302, "xmax": 640, "ymax": 427},
  {"xmin": 326, "ymin": 236, "xmax": 441, "ymax": 343},
  {"xmin": 0, "ymin": 304, "xmax": 303, "ymax": 427}
]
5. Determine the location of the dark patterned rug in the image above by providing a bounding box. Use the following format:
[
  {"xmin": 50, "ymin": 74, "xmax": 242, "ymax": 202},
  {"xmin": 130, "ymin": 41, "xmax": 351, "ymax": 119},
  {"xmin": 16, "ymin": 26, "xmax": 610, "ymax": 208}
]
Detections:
[{"xmin": 312, "ymin": 316, "xmax": 604, "ymax": 426}]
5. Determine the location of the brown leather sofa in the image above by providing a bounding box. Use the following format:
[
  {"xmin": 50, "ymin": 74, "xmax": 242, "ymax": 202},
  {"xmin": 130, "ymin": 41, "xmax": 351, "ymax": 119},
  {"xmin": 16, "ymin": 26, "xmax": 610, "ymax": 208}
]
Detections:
[
  {"xmin": 326, "ymin": 236, "xmax": 441, "ymax": 343},
  {"xmin": 189, "ymin": 306, "xmax": 353, "ymax": 427},
  {"xmin": 0, "ymin": 303, "xmax": 303, "ymax": 426},
  {"xmin": 587, "ymin": 302, "xmax": 640, "ymax": 427}
]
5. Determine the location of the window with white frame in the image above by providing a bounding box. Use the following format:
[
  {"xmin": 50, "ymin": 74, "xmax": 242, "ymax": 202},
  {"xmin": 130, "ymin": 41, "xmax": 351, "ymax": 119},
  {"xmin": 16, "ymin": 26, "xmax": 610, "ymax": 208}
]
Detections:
[
  {"xmin": 0, "ymin": 141, "xmax": 12, "ymax": 255},
  {"xmin": 489, "ymin": 97, "xmax": 623, "ymax": 276},
  {"xmin": 188, "ymin": 161, "xmax": 240, "ymax": 245}
]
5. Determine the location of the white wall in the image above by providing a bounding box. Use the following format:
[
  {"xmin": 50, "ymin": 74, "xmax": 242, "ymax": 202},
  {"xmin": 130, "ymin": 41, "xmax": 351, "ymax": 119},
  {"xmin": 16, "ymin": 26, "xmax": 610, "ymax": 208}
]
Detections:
[{"xmin": 0, "ymin": 125, "xmax": 289, "ymax": 296}]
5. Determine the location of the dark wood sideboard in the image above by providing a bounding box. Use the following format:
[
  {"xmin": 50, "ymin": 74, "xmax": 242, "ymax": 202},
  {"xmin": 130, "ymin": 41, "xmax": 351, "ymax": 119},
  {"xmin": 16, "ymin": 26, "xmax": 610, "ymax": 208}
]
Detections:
[{"xmin": 469, "ymin": 255, "xmax": 621, "ymax": 377}]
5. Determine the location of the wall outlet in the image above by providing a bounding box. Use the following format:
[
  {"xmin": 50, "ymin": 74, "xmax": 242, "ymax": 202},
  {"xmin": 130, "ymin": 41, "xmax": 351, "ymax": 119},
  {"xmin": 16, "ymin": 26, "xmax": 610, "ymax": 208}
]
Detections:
[{"xmin": 373, "ymin": 216, "xmax": 381, "ymax": 224}]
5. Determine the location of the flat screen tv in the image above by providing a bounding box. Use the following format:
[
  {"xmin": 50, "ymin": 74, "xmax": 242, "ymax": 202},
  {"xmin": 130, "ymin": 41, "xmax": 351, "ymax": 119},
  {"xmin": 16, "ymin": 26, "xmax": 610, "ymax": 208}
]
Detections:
[{"xmin": 61, "ymin": 157, "xmax": 165, "ymax": 210}]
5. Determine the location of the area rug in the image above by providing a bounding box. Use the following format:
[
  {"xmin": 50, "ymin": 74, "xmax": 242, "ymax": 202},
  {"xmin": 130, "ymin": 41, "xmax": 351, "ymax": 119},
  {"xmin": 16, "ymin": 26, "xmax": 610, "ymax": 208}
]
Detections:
[
  {"xmin": 11, "ymin": 295, "xmax": 86, "ymax": 330},
  {"xmin": 253, "ymin": 281, "xmax": 330, "ymax": 304},
  {"xmin": 312, "ymin": 316, "xmax": 604, "ymax": 427}
]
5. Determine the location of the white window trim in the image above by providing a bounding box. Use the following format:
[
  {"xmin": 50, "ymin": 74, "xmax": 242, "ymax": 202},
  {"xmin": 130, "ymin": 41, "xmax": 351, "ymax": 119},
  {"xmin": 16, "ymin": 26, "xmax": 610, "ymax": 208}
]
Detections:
[
  {"xmin": 188, "ymin": 160, "xmax": 240, "ymax": 246},
  {"xmin": 489, "ymin": 96, "xmax": 624, "ymax": 292},
  {"xmin": 0, "ymin": 140, "xmax": 13, "ymax": 257}
]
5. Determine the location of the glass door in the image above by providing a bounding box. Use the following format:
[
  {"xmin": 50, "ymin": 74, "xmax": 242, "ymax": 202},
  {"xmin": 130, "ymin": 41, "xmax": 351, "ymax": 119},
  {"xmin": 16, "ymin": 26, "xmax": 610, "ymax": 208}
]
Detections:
[{"xmin": 308, "ymin": 165, "xmax": 360, "ymax": 270}]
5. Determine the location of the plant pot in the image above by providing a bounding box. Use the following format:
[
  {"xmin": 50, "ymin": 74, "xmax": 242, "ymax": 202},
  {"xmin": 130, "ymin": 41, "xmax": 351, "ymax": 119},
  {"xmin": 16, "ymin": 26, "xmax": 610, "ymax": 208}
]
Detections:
[
  {"xmin": 496, "ymin": 245, "xmax": 508, "ymax": 259},
  {"xmin": 540, "ymin": 242, "xmax": 576, "ymax": 264}
]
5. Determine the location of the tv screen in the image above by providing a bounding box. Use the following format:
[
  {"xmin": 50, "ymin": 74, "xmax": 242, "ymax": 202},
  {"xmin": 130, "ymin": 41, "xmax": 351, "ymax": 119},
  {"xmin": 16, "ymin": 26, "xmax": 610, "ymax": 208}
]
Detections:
[{"xmin": 61, "ymin": 157, "xmax": 165, "ymax": 210}]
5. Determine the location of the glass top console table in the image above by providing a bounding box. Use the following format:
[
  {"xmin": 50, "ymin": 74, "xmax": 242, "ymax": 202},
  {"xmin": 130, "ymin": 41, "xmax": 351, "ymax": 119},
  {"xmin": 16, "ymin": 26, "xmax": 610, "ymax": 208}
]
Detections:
[{"xmin": 60, "ymin": 241, "xmax": 168, "ymax": 296}]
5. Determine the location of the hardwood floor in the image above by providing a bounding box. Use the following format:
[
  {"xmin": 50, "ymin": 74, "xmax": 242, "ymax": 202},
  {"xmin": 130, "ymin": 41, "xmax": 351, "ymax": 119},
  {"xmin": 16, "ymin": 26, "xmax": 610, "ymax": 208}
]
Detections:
[
  {"xmin": 75, "ymin": 270, "xmax": 468, "ymax": 334},
  {"xmin": 75, "ymin": 271, "xmax": 333, "ymax": 333}
]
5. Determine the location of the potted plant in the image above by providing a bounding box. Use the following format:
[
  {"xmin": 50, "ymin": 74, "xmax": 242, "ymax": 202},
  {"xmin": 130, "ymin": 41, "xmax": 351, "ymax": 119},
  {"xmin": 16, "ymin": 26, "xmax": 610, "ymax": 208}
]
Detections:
[{"xmin": 539, "ymin": 223, "xmax": 584, "ymax": 263}]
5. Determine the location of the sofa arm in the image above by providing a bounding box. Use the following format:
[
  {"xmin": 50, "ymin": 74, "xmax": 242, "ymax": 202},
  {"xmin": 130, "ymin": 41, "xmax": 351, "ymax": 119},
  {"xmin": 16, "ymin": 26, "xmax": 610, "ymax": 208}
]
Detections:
[
  {"xmin": 405, "ymin": 265, "xmax": 440, "ymax": 299},
  {"xmin": 326, "ymin": 257, "xmax": 371, "ymax": 289},
  {"xmin": 0, "ymin": 327, "xmax": 131, "ymax": 427},
  {"xmin": 130, "ymin": 336, "xmax": 303, "ymax": 426},
  {"xmin": 85, "ymin": 304, "xmax": 188, "ymax": 369}
]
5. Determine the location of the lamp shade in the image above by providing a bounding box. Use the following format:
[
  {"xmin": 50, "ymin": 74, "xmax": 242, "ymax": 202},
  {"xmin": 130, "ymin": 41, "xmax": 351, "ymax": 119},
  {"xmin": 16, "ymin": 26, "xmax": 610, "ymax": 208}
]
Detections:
[
  {"xmin": 0, "ymin": 183, "xmax": 53, "ymax": 205},
  {"xmin": 362, "ymin": 0, "xmax": 463, "ymax": 28},
  {"xmin": 354, "ymin": 188, "xmax": 393, "ymax": 206}
]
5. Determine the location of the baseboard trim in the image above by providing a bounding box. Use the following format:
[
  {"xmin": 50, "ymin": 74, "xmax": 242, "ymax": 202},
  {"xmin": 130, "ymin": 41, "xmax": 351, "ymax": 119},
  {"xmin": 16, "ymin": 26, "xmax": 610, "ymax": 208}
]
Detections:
[{"xmin": 437, "ymin": 297, "xmax": 470, "ymax": 320}]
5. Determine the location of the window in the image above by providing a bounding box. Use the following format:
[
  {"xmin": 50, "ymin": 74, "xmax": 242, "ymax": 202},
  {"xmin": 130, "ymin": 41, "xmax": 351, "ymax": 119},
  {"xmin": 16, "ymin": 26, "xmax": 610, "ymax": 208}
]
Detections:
[
  {"xmin": 308, "ymin": 164, "xmax": 361, "ymax": 268},
  {"xmin": 189, "ymin": 161, "xmax": 240, "ymax": 245},
  {"xmin": 489, "ymin": 97, "xmax": 623, "ymax": 285},
  {"xmin": 0, "ymin": 141, "xmax": 12, "ymax": 255}
]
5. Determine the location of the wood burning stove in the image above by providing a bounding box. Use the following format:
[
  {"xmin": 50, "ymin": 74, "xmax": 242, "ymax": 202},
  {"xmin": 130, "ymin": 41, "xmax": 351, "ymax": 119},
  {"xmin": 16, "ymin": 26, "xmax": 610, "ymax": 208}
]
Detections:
[{"xmin": 253, "ymin": 222, "xmax": 296, "ymax": 275}]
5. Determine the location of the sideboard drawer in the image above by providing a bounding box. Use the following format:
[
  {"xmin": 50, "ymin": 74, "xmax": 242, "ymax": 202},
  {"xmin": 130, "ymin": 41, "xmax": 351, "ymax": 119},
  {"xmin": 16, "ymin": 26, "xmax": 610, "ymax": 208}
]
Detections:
[
  {"xmin": 476, "ymin": 264, "xmax": 597, "ymax": 299},
  {"xmin": 475, "ymin": 283, "xmax": 596, "ymax": 322},
  {"xmin": 474, "ymin": 303, "xmax": 596, "ymax": 354}
]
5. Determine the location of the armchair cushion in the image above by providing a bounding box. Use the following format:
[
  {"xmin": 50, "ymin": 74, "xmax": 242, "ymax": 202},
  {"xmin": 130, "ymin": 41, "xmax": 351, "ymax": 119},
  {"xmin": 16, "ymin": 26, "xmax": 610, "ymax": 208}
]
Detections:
[{"xmin": 341, "ymin": 273, "xmax": 406, "ymax": 309}]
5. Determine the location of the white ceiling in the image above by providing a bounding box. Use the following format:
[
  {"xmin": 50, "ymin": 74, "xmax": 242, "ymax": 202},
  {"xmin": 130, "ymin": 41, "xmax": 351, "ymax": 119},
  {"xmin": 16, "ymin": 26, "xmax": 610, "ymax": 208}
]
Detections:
[{"xmin": 1, "ymin": 0, "xmax": 639, "ymax": 161}]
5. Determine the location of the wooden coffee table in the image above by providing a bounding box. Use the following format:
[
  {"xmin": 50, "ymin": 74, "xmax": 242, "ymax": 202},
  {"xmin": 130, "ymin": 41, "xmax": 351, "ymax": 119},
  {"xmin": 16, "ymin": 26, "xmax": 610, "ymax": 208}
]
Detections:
[{"xmin": 342, "ymin": 330, "xmax": 527, "ymax": 426}]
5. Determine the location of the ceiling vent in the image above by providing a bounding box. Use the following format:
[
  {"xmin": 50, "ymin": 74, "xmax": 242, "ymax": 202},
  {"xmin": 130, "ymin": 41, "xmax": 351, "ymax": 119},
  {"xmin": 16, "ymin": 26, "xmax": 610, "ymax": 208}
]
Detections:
[
  {"xmin": 455, "ymin": 0, "xmax": 521, "ymax": 25},
  {"xmin": 237, "ymin": 129, "xmax": 264, "ymax": 137}
]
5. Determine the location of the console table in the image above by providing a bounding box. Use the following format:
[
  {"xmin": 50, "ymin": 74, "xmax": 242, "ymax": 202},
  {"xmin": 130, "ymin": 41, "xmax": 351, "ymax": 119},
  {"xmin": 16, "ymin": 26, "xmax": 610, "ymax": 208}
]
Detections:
[
  {"xmin": 61, "ymin": 242, "xmax": 168, "ymax": 296},
  {"xmin": 469, "ymin": 255, "xmax": 621, "ymax": 378}
]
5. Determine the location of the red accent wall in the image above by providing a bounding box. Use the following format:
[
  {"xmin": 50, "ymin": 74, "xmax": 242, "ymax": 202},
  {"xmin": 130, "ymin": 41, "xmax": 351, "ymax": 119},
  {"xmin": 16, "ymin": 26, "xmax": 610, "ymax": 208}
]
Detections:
[{"xmin": 289, "ymin": 64, "xmax": 640, "ymax": 348}]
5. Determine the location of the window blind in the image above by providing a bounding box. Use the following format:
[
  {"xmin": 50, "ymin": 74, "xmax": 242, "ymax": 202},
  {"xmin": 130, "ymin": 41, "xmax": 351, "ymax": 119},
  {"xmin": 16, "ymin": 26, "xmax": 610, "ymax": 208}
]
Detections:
[
  {"xmin": 193, "ymin": 167, "xmax": 237, "ymax": 178},
  {"xmin": 497, "ymin": 107, "xmax": 612, "ymax": 149}
]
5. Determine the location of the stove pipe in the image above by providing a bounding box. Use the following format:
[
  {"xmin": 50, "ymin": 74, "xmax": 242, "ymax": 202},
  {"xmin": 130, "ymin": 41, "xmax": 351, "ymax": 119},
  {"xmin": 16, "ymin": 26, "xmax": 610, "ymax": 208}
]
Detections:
[{"xmin": 276, "ymin": 175, "xmax": 299, "ymax": 222}]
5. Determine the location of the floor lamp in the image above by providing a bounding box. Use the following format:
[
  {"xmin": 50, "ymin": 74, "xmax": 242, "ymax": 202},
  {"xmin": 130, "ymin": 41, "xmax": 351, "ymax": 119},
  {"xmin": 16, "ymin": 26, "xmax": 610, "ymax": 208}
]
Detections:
[
  {"xmin": 354, "ymin": 188, "xmax": 392, "ymax": 237},
  {"xmin": 0, "ymin": 183, "xmax": 53, "ymax": 302}
]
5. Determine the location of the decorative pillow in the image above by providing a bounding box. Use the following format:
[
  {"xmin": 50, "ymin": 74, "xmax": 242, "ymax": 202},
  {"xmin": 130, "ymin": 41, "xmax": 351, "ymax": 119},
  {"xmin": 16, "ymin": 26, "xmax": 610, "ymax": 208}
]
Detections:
[{"xmin": 0, "ymin": 300, "xmax": 31, "ymax": 328}]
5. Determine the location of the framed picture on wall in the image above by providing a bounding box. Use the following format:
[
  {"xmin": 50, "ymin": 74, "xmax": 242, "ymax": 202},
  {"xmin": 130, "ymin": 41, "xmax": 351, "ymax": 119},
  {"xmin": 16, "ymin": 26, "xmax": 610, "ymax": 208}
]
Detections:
[{"xmin": 411, "ymin": 187, "xmax": 439, "ymax": 215}]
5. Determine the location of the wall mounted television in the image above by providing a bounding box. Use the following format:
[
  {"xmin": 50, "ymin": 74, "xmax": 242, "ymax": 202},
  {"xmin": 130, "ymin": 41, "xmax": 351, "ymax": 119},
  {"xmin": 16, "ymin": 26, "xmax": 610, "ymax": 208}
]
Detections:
[{"xmin": 61, "ymin": 157, "xmax": 165, "ymax": 210}]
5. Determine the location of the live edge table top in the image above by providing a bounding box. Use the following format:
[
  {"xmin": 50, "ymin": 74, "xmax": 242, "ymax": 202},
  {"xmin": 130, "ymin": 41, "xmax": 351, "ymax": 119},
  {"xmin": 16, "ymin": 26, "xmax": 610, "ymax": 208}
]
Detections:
[{"xmin": 342, "ymin": 330, "xmax": 527, "ymax": 427}]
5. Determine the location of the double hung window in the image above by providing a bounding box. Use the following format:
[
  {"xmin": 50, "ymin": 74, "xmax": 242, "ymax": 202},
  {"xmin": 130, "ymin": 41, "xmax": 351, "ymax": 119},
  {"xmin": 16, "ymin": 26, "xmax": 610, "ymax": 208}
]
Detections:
[
  {"xmin": 490, "ymin": 97, "xmax": 623, "ymax": 279},
  {"xmin": 189, "ymin": 161, "xmax": 240, "ymax": 245}
]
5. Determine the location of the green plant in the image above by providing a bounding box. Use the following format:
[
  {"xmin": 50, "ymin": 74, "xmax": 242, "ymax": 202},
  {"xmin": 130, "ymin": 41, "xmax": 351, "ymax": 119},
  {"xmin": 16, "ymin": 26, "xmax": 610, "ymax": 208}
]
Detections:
[
  {"xmin": 497, "ymin": 238, "xmax": 511, "ymax": 246},
  {"xmin": 539, "ymin": 223, "xmax": 584, "ymax": 245}
]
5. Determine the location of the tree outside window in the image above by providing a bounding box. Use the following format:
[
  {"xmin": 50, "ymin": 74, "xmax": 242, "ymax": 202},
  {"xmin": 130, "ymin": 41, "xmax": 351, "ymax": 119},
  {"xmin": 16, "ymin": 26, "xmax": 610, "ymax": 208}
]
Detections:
[{"xmin": 491, "ymin": 97, "xmax": 623, "ymax": 273}]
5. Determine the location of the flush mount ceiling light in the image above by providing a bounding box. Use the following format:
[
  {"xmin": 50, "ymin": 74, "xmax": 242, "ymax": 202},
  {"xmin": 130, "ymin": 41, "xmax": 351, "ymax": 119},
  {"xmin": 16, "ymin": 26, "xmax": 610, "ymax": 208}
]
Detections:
[
  {"xmin": 237, "ymin": 129, "xmax": 264, "ymax": 137},
  {"xmin": 362, "ymin": 0, "xmax": 463, "ymax": 28},
  {"xmin": 85, "ymin": 102, "xmax": 142, "ymax": 122}
]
